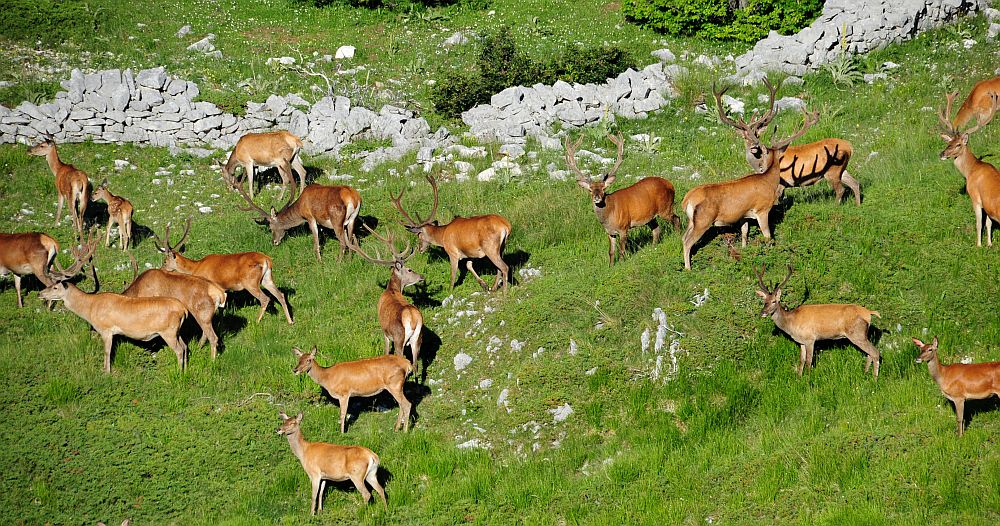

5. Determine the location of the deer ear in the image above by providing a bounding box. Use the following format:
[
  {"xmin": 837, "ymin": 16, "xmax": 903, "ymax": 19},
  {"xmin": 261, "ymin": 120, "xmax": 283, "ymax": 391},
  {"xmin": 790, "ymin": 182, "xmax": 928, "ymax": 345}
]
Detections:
[
  {"xmin": 773, "ymin": 289, "xmax": 782, "ymax": 300},
  {"xmin": 576, "ymin": 179, "xmax": 591, "ymax": 190},
  {"xmin": 310, "ymin": 345, "xmax": 318, "ymax": 357},
  {"xmin": 939, "ymin": 133, "xmax": 952, "ymax": 142},
  {"xmin": 912, "ymin": 337, "xmax": 924, "ymax": 347},
  {"xmin": 292, "ymin": 347, "xmax": 303, "ymax": 357},
  {"xmin": 931, "ymin": 336, "xmax": 938, "ymax": 348},
  {"xmin": 603, "ymin": 174, "xmax": 616, "ymax": 186},
  {"xmin": 295, "ymin": 412, "xmax": 303, "ymax": 422},
  {"xmin": 279, "ymin": 411, "xmax": 289, "ymax": 419},
  {"xmin": 755, "ymin": 290, "xmax": 767, "ymax": 298}
]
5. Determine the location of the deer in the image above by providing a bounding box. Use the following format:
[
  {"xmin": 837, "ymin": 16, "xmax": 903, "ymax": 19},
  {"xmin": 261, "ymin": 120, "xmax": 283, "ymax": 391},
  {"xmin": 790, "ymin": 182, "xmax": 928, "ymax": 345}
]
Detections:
[
  {"xmin": 566, "ymin": 132, "xmax": 681, "ymax": 265},
  {"xmin": 38, "ymin": 231, "xmax": 190, "ymax": 373},
  {"xmin": 937, "ymin": 91, "xmax": 1000, "ymax": 247},
  {"xmin": 951, "ymin": 75, "xmax": 1000, "ymax": 129},
  {"xmin": 682, "ymin": 107, "xmax": 819, "ymax": 270},
  {"xmin": 27, "ymin": 139, "xmax": 91, "ymax": 233},
  {"xmin": 122, "ymin": 254, "xmax": 227, "ymax": 359},
  {"xmin": 222, "ymin": 130, "xmax": 306, "ymax": 199},
  {"xmin": 229, "ymin": 177, "xmax": 361, "ymax": 261},
  {"xmin": 276, "ymin": 411, "xmax": 387, "ymax": 514},
  {"xmin": 347, "ymin": 226, "xmax": 424, "ymax": 376},
  {"xmin": 713, "ymin": 78, "xmax": 860, "ymax": 205},
  {"xmin": 292, "ymin": 346, "xmax": 413, "ymax": 433},
  {"xmin": 90, "ymin": 179, "xmax": 134, "ymax": 251},
  {"xmin": 155, "ymin": 219, "xmax": 294, "ymax": 324},
  {"xmin": 913, "ymin": 337, "xmax": 1000, "ymax": 437},
  {"xmin": 392, "ymin": 175, "xmax": 511, "ymax": 292},
  {"xmin": 0, "ymin": 231, "xmax": 59, "ymax": 308},
  {"xmin": 755, "ymin": 265, "xmax": 881, "ymax": 378}
]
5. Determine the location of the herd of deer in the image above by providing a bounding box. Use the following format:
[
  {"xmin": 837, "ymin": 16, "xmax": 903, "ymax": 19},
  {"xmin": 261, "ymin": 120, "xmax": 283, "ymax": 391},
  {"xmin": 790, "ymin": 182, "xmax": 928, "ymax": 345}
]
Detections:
[{"xmin": 2, "ymin": 75, "xmax": 1000, "ymax": 513}]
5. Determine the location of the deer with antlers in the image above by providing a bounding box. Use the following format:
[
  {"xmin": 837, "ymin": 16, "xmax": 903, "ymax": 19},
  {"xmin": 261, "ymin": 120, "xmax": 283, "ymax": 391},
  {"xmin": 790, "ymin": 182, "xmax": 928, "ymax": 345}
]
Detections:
[
  {"xmin": 28, "ymin": 139, "xmax": 91, "ymax": 232},
  {"xmin": 951, "ymin": 75, "xmax": 1000, "ymax": 129},
  {"xmin": 0, "ymin": 231, "xmax": 59, "ymax": 308},
  {"xmin": 682, "ymin": 107, "xmax": 819, "ymax": 270},
  {"xmin": 566, "ymin": 133, "xmax": 680, "ymax": 265},
  {"xmin": 393, "ymin": 175, "xmax": 511, "ymax": 292},
  {"xmin": 938, "ymin": 92, "xmax": 1000, "ymax": 247},
  {"xmin": 913, "ymin": 337, "xmax": 1000, "ymax": 437},
  {"xmin": 755, "ymin": 265, "xmax": 881, "ymax": 378},
  {"xmin": 91, "ymin": 179, "xmax": 134, "ymax": 251},
  {"xmin": 713, "ymin": 78, "xmax": 860, "ymax": 205},
  {"xmin": 223, "ymin": 130, "xmax": 306, "ymax": 199},
  {"xmin": 155, "ymin": 219, "xmax": 293, "ymax": 324}
]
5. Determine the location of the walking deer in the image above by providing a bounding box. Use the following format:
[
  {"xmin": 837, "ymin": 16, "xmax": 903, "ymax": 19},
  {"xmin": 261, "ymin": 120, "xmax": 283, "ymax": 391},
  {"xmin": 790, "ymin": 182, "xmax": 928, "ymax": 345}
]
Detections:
[
  {"xmin": 566, "ymin": 133, "xmax": 680, "ymax": 265},
  {"xmin": 28, "ymin": 139, "xmax": 90, "ymax": 232},
  {"xmin": 91, "ymin": 179, "xmax": 134, "ymax": 251},
  {"xmin": 0, "ymin": 231, "xmax": 58, "ymax": 307},
  {"xmin": 755, "ymin": 265, "xmax": 881, "ymax": 378},
  {"xmin": 951, "ymin": 75, "xmax": 1000, "ymax": 129},
  {"xmin": 223, "ymin": 130, "xmax": 306, "ymax": 199},
  {"xmin": 913, "ymin": 337, "xmax": 1000, "ymax": 437},
  {"xmin": 276, "ymin": 412, "xmax": 387, "ymax": 514}
]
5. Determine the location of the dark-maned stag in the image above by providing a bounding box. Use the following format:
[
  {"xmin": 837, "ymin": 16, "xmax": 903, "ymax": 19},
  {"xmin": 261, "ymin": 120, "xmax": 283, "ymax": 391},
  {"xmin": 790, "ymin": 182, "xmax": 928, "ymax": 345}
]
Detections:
[
  {"xmin": 950, "ymin": 75, "xmax": 1000, "ymax": 129},
  {"xmin": 91, "ymin": 179, "xmax": 134, "ymax": 251},
  {"xmin": 0, "ymin": 232, "xmax": 59, "ymax": 307},
  {"xmin": 913, "ymin": 337, "xmax": 1000, "ymax": 437},
  {"xmin": 223, "ymin": 130, "xmax": 306, "ymax": 199},
  {"xmin": 28, "ymin": 139, "xmax": 90, "ymax": 232}
]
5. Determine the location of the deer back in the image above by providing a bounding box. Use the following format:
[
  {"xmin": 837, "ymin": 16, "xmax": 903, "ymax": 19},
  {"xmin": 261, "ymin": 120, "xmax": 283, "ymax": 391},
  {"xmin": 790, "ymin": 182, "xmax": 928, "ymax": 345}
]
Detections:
[
  {"xmin": 781, "ymin": 303, "xmax": 877, "ymax": 340},
  {"xmin": 170, "ymin": 252, "xmax": 269, "ymax": 290},
  {"xmin": 305, "ymin": 443, "xmax": 378, "ymax": 479},
  {"xmin": 427, "ymin": 214, "xmax": 511, "ymax": 257},
  {"xmin": 681, "ymin": 165, "xmax": 783, "ymax": 225},
  {"xmin": 233, "ymin": 131, "xmax": 303, "ymax": 165},
  {"xmin": 0, "ymin": 232, "xmax": 58, "ymax": 275},
  {"xmin": 600, "ymin": 177, "xmax": 676, "ymax": 230},
  {"xmin": 938, "ymin": 361, "xmax": 1000, "ymax": 399},
  {"xmin": 124, "ymin": 269, "xmax": 226, "ymax": 314},
  {"xmin": 290, "ymin": 184, "xmax": 361, "ymax": 223},
  {"xmin": 323, "ymin": 355, "xmax": 412, "ymax": 397},
  {"xmin": 954, "ymin": 76, "xmax": 1000, "ymax": 128},
  {"xmin": 58, "ymin": 285, "xmax": 187, "ymax": 337}
]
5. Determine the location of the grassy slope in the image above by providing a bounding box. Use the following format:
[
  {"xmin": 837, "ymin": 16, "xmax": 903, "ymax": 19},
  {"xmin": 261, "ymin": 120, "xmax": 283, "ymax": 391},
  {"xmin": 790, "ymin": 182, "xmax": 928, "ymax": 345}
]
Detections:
[{"xmin": 2, "ymin": 1, "xmax": 1000, "ymax": 525}]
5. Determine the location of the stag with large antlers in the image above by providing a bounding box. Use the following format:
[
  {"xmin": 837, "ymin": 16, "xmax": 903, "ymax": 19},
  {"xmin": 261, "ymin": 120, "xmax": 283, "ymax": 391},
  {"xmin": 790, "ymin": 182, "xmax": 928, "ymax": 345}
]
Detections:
[
  {"xmin": 713, "ymin": 78, "xmax": 860, "ymax": 205},
  {"xmin": 0, "ymin": 231, "xmax": 59, "ymax": 307},
  {"xmin": 28, "ymin": 139, "xmax": 91, "ymax": 233},
  {"xmin": 755, "ymin": 265, "xmax": 881, "ymax": 378},
  {"xmin": 682, "ymin": 107, "xmax": 819, "ymax": 270},
  {"xmin": 566, "ymin": 133, "xmax": 680, "ymax": 265},
  {"xmin": 950, "ymin": 75, "xmax": 1000, "ymax": 129},
  {"xmin": 155, "ymin": 219, "xmax": 293, "ymax": 324},
  {"xmin": 223, "ymin": 130, "xmax": 306, "ymax": 199},
  {"xmin": 91, "ymin": 179, "xmax": 134, "ymax": 251},
  {"xmin": 938, "ymin": 91, "xmax": 1000, "ymax": 247},
  {"xmin": 913, "ymin": 337, "xmax": 1000, "ymax": 437},
  {"xmin": 393, "ymin": 175, "xmax": 511, "ymax": 292}
]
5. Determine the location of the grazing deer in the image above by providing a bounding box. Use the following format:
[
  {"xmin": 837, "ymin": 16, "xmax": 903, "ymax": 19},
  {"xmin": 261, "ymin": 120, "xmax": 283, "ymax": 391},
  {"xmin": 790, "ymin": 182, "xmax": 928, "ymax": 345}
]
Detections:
[
  {"xmin": 566, "ymin": 133, "xmax": 681, "ymax": 265},
  {"xmin": 123, "ymin": 255, "xmax": 227, "ymax": 359},
  {"xmin": 223, "ymin": 130, "xmax": 306, "ymax": 199},
  {"xmin": 0, "ymin": 232, "xmax": 58, "ymax": 307},
  {"xmin": 393, "ymin": 175, "xmax": 511, "ymax": 292},
  {"xmin": 755, "ymin": 265, "xmax": 881, "ymax": 378},
  {"xmin": 230, "ymin": 178, "xmax": 361, "ymax": 261},
  {"xmin": 938, "ymin": 92, "xmax": 1000, "ymax": 247},
  {"xmin": 155, "ymin": 219, "xmax": 293, "ymax": 324},
  {"xmin": 39, "ymin": 232, "xmax": 190, "ymax": 372},
  {"xmin": 27, "ymin": 139, "xmax": 90, "ymax": 232},
  {"xmin": 276, "ymin": 411, "xmax": 387, "ymax": 514},
  {"xmin": 347, "ymin": 226, "xmax": 424, "ymax": 376},
  {"xmin": 91, "ymin": 179, "xmax": 134, "ymax": 251},
  {"xmin": 292, "ymin": 346, "xmax": 412, "ymax": 433},
  {"xmin": 913, "ymin": 337, "xmax": 1000, "ymax": 437},
  {"xmin": 951, "ymin": 75, "xmax": 1000, "ymax": 129},
  {"xmin": 682, "ymin": 107, "xmax": 819, "ymax": 270},
  {"xmin": 713, "ymin": 78, "xmax": 860, "ymax": 205}
]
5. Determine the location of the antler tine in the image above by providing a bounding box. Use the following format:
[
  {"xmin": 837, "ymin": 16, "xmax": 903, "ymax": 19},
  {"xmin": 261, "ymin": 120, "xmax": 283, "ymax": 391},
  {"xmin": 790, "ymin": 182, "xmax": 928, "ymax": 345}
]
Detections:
[
  {"xmin": 775, "ymin": 264, "xmax": 794, "ymax": 292},
  {"xmin": 227, "ymin": 176, "xmax": 271, "ymax": 220},
  {"xmin": 712, "ymin": 81, "xmax": 751, "ymax": 131},
  {"xmin": 770, "ymin": 107, "xmax": 819, "ymax": 151},
  {"xmin": 938, "ymin": 91, "xmax": 959, "ymax": 134},
  {"xmin": 564, "ymin": 134, "xmax": 588, "ymax": 180},
  {"xmin": 962, "ymin": 93, "xmax": 1000, "ymax": 135},
  {"xmin": 389, "ymin": 187, "xmax": 421, "ymax": 228},
  {"xmin": 346, "ymin": 224, "xmax": 396, "ymax": 267},
  {"xmin": 420, "ymin": 174, "xmax": 440, "ymax": 225},
  {"xmin": 173, "ymin": 217, "xmax": 193, "ymax": 252},
  {"xmin": 152, "ymin": 221, "xmax": 171, "ymax": 253},
  {"xmin": 51, "ymin": 228, "xmax": 99, "ymax": 281},
  {"xmin": 754, "ymin": 264, "xmax": 769, "ymax": 292},
  {"xmin": 748, "ymin": 77, "xmax": 782, "ymax": 133},
  {"xmin": 128, "ymin": 252, "xmax": 139, "ymax": 282},
  {"xmin": 605, "ymin": 133, "xmax": 626, "ymax": 180}
]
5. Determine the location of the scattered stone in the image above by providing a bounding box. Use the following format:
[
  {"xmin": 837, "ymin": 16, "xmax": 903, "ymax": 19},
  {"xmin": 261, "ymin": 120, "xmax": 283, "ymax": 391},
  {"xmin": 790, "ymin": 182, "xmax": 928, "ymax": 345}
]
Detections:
[
  {"xmin": 176, "ymin": 25, "xmax": 192, "ymax": 38},
  {"xmin": 266, "ymin": 57, "xmax": 296, "ymax": 66},
  {"xmin": 550, "ymin": 403, "xmax": 573, "ymax": 423},
  {"xmin": 187, "ymin": 34, "xmax": 216, "ymax": 53},
  {"xmin": 651, "ymin": 48, "xmax": 676, "ymax": 63},
  {"xmin": 335, "ymin": 45, "xmax": 356, "ymax": 59},
  {"xmin": 454, "ymin": 352, "xmax": 473, "ymax": 371},
  {"xmin": 443, "ymin": 31, "xmax": 471, "ymax": 47}
]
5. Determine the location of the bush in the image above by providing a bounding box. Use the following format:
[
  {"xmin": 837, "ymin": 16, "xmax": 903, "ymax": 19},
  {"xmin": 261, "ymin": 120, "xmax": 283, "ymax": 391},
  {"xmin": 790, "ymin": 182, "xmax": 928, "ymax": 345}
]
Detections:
[
  {"xmin": 0, "ymin": 0, "xmax": 101, "ymax": 45},
  {"xmin": 622, "ymin": 0, "xmax": 823, "ymax": 43}
]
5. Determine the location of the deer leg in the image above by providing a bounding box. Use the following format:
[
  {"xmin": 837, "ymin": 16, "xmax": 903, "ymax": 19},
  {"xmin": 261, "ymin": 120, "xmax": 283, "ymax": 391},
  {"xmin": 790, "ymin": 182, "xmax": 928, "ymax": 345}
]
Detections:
[
  {"xmin": 651, "ymin": 220, "xmax": 661, "ymax": 245},
  {"xmin": 805, "ymin": 342, "xmax": 816, "ymax": 371},
  {"xmin": 162, "ymin": 330, "xmax": 187, "ymax": 371},
  {"xmin": 308, "ymin": 220, "xmax": 322, "ymax": 261},
  {"xmin": 448, "ymin": 256, "xmax": 460, "ymax": 290},
  {"xmin": 261, "ymin": 272, "xmax": 294, "ymax": 324},
  {"xmin": 607, "ymin": 234, "xmax": 616, "ymax": 266},
  {"xmin": 318, "ymin": 479, "xmax": 327, "ymax": 511},
  {"xmin": 465, "ymin": 260, "xmax": 489, "ymax": 291},
  {"xmin": 55, "ymin": 194, "xmax": 65, "ymax": 226},
  {"xmin": 986, "ymin": 216, "xmax": 994, "ymax": 247},
  {"xmin": 292, "ymin": 157, "xmax": 307, "ymax": 191},
  {"xmin": 123, "ymin": 217, "xmax": 131, "ymax": 251},
  {"xmin": 105, "ymin": 218, "xmax": 113, "ymax": 247},
  {"xmin": 797, "ymin": 344, "xmax": 807, "ymax": 376},
  {"xmin": 77, "ymin": 194, "xmax": 87, "ymax": 231},
  {"xmin": 245, "ymin": 285, "xmax": 272, "ymax": 323},
  {"xmin": 197, "ymin": 314, "xmax": 220, "ymax": 360},
  {"xmin": 366, "ymin": 468, "xmax": 388, "ymax": 509},
  {"xmin": 848, "ymin": 333, "xmax": 880, "ymax": 379},
  {"xmin": 740, "ymin": 222, "xmax": 750, "ymax": 248},
  {"xmin": 954, "ymin": 398, "xmax": 966, "ymax": 437},
  {"xmin": 350, "ymin": 473, "xmax": 372, "ymax": 504},
  {"xmin": 339, "ymin": 395, "xmax": 350, "ymax": 433},
  {"xmin": 383, "ymin": 333, "xmax": 392, "ymax": 355},
  {"xmin": 243, "ymin": 162, "xmax": 256, "ymax": 199},
  {"xmin": 682, "ymin": 221, "xmax": 709, "ymax": 270},
  {"xmin": 828, "ymin": 175, "xmax": 846, "ymax": 204},
  {"xmin": 410, "ymin": 329, "xmax": 423, "ymax": 378},
  {"xmin": 485, "ymin": 251, "xmax": 509, "ymax": 292},
  {"xmin": 975, "ymin": 204, "xmax": 984, "ymax": 247},
  {"xmin": 12, "ymin": 275, "xmax": 23, "ymax": 308},
  {"xmin": 757, "ymin": 212, "xmax": 773, "ymax": 242},
  {"xmin": 619, "ymin": 229, "xmax": 629, "ymax": 260},
  {"xmin": 102, "ymin": 333, "xmax": 115, "ymax": 373},
  {"xmin": 310, "ymin": 476, "xmax": 321, "ymax": 515},
  {"xmin": 841, "ymin": 172, "xmax": 861, "ymax": 206},
  {"xmin": 388, "ymin": 381, "xmax": 412, "ymax": 432}
]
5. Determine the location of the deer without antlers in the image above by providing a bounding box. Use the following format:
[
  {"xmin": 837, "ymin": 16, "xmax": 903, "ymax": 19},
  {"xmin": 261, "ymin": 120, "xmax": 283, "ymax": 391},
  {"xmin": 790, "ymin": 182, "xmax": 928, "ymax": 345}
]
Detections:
[
  {"xmin": 91, "ymin": 179, "xmax": 134, "ymax": 251},
  {"xmin": 0, "ymin": 231, "xmax": 59, "ymax": 308},
  {"xmin": 566, "ymin": 133, "xmax": 680, "ymax": 265},
  {"xmin": 28, "ymin": 139, "xmax": 90, "ymax": 233},
  {"xmin": 223, "ymin": 130, "xmax": 306, "ymax": 199},
  {"xmin": 913, "ymin": 337, "xmax": 1000, "ymax": 437},
  {"xmin": 950, "ymin": 75, "xmax": 1000, "ymax": 129},
  {"xmin": 393, "ymin": 175, "xmax": 511, "ymax": 292}
]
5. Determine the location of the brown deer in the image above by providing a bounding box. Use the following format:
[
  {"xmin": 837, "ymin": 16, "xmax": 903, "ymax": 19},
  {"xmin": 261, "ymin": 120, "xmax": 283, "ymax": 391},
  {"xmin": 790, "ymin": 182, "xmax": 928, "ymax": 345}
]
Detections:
[
  {"xmin": 276, "ymin": 411, "xmax": 387, "ymax": 514},
  {"xmin": 713, "ymin": 78, "xmax": 860, "ymax": 205},
  {"xmin": 938, "ymin": 92, "xmax": 1000, "ymax": 247},
  {"xmin": 292, "ymin": 346, "xmax": 412, "ymax": 433},
  {"xmin": 91, "ymin": 179, "xmax": 134, "ymax": 251},
  {"xmin": 755, "ymin": 265, "xmax": 881, "ymax": 378},
  {"xmin": 951, "ymin": 75, "xmax": 1000, "ymax": 129},
  {"xmin": 122, "ymin": 255, "xmax": 227, "ymax": 359},
  {"xmin": 393, "ymin": 175, "xmax": 511, "ymax": 292},
  {"xmin": 223, "ymin": 130, "xmax": 306, "ymax": 199},
  {"xmin": 913, "ymin": 337, "xmax": 1000, "ymax": 437},
  {"xmin": 230, "ymin": 178, "xmax": 361, "ymax": 261},
  {"xmin": 155, "ymin": 219, "xmax": 293, "ymax": 324},
  {"xmin": 0, "ymin": 231, "xmax": 58, "ymax": 307},
  {"xmin": 682, "ymin": 107, "xmax": 819, "ymax": 270},
  {"xmin": 27, "ymin": 139, "xmax": 90, "ymax": 232},
  {"xmin": 566, "ymin": 133, "xmax": 681, "ymax": 265},
  {"xmin": 347, "ymin": 226, "xmax": 424, "ymax": 375}
]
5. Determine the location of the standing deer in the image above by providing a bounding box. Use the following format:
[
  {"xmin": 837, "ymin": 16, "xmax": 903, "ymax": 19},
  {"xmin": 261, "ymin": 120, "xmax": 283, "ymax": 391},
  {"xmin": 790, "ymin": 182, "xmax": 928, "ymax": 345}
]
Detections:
[
  {"xmin": 393, "ymin": 175, "xmax": 511, "ymax": 292},
  {"xmin": 28, "ymin": 139, "xmax": 90, "ymax": 232},
  {"xmin": 155, "ymin": 219, "xmax": 293, "ymax": 324},
  {"xmin": 292, "ymin": 346, "xmax": 413, "ymax": 433},
  {"xmin": 91, "ymin": 179, "xmax": 134, "ymax": 251},
  {"xmin": 682, "ymin": 107, "xmax": 819, "ymax": 270},
  {"xmin": 0, "ymin": 231, "xmax": 58, "ymax": 308},
  {"xmin": 938, "ymin": 92, "xmax": 1000, "ymax": 247},
  {"xmin": 276, "ymin": 411, "xmax": 387, "ymax": 514},
  {"xmin": 713, "ymin": 78, "xmax": 860, "ymax": 205},
  {"xmin": 951, "ymin": 75, "xmax": 1000, "ymax": 129},
  {"xmin": 755, "ymin": 265, "xmax": 881, "ymax": 378},
  {"xmin": 913, "ymin": 337, "xmax": 1000, "ymax": 437},
  {"xmin": 223, "ymin": 130, "xmax": 306, "ymax": 199},
  {"xmin": 566, "ymin": 133, "xmax": 680, "ymax": 265}
]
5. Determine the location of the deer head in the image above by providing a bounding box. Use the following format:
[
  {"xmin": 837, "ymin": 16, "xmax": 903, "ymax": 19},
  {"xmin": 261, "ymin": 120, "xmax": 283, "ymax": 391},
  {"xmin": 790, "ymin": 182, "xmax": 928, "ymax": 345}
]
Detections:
[
  {"xmin": 938, "ymin": 92, "xmax": 999, "ymax": 160},
  {"xmin": 40, "ymin": 229, "xmax": 99, "ymax": 300},
  {"xmin": 348, "ymin": 225, "xmax": 423, "ymax": 289},
  {"xmin": 228, "ymin": 177, "xmax": 296, "ymax": 245},
  {"xmin": 154, "ymin": 218, "xmax": 193, "ymax": 271},
  {"xmin": 292, "ymin": 346, "xmax": 318, "ymax": 375},
  {"xmin": 27, "ymin": 138, "xmax": 56, "ymax": 157},
  {"xmin": 566, "ymin": 133, "xmax": 626, "ymax": 207},
  {"xmin": 391, "ymin": 175, "xmax": 440, "ymax": 252},
  {"xmin": 713, "ymin": 78, "xmax": 784, "ymax": 172},
  {"xmin": 912, "ymin": 336, "xmax": 940, "ymax": 363},
  {"xmin": 754, "ymin": 264, "xmax": 793, "ymax": 318},
  {"xmin": 276, "ymin": 411, "xmax": 304, "ymax": 435}
]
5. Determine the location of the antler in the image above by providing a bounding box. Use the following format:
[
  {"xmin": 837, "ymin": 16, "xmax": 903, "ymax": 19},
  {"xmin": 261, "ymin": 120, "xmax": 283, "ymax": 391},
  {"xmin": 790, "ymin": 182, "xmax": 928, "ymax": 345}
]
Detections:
[
  {"xmin": 775, "ymin": 264, "xmax": 794, "ymax": 292},
  {"xmin": 754, "ymin": 264, "xmax": 770, "ymax": 293},
  {"xmin": 50, "ymin": 228, "xmax": 99, "ymax": 282},
  {"xmin": 564, "ymin": 134, "xmax": 587, "ymax": 181},
  {"xmin": 227, "ymin": 176, "xmax": 272, "ymax": 221},
  {"xmin": 938, "ymin": 91, "xmax": 960, "ymax": 135},
  {"xmin": 154, "ymin": 217, "xmax": 193, "ymax": 254},
  {"xmin": 769, "ymin": 108, "xmax": 820, "ymax": 151},
  {"xmin": 605, "ymin": 133, "xmax": 625, "ymax": 180},
  {"xmin": 712, "ymin": 78, "xmax": 781, "ymax": 139},
  {"xmin": 962, "ymin": 93, "xmax": 1000, "ymax": 135},
  {"xmin": 391, "ymin": 175, "xmax": 439, "ymax": 228},
  {"xmin": 347, "ymin": 225, "xmax": 413, "ymax": 267},
  {"xmin": 128, "ymin": 252, "xmax": 140, "ymax": 283}
]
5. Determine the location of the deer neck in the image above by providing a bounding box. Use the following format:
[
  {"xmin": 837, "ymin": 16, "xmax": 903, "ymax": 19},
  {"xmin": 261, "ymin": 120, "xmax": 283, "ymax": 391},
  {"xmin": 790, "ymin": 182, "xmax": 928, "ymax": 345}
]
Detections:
[
  {"xmin": 953, "ymin": 147, "xmax": 978, "ymax": 179},
  {"xmin": 60, "ymin": 283, "xmax": 97, "ymax": 323},
  {"xmin": 925, "ymin": 353, "xmax": 945, "ymax": 387},
  {"xmin": 170, "ymin": 253, "xmax": 201, "ymax": 274},
  {"xmin": 420, "ymin": 224, "xmax": 447, "ymax": 247},
  {"xmin": 273, "ymin": 204, "xmax": 305, "ymax": 230},
  {"xmin": 386, "ymin": 272, "xmax": 404, "ymax": 296},
  {"xmin": 43, "ymin": 148, "xmax": 66, "ymax": 176},
  {"xmin": 769, "ymin": 304, "xmax": 792, "ymax": 333},
  {"xmin": 306, "ymin": 361, "xmax": 329, "ymax": 386},
  {"xmin": 285, "ymin": 428, "xmax": 310, "ymax": 466}
]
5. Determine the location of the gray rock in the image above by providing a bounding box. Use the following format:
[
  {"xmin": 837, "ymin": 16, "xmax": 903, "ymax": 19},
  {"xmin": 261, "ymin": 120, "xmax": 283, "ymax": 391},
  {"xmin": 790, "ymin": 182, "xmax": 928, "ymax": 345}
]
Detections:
[
  {"xmin": 176, "ymin": 24, "xmax": 192, "ymax": 38},
  {"xmin": 499, "ymin": 143, "xmax": 525, "ymax": 159},
  {"xmin": 651, "ymin": 48, "xmax": 676, "ymax": 63},
  {"xmin": 136, "ymin": 67, "xmax": 168, "ymax": 90},
  {"xmin": 442, "ymin": 31, "xmax": 471, "ymax": 47},
  {"xmin": 187, "ymin": 34, "xmax": 216, "ymax": 53}
]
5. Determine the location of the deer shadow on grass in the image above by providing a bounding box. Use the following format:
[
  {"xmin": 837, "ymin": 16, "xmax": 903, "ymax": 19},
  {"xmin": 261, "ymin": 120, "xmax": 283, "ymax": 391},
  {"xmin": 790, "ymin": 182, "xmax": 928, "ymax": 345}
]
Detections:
[
  {"xmin": 956, "ymin": 397, "xmax": 1000, "ymax": 433},
  {"xmin": 215, "ymin": 286, "xmax": 295, "ymax": 324},
  {"xmin": 320, "ymin": 464, "xmax": 395, "ymax": 507},
  {"xmin": 423, "ymin": 248, "xmax": 531, "ymax": 289},
  {"xmin": 687, "ymin": 198, "xmax": 792, "ymax": 264},
  {"xmin": 318, "ymin": 379, "xmax": 433, "ymax": 433}
]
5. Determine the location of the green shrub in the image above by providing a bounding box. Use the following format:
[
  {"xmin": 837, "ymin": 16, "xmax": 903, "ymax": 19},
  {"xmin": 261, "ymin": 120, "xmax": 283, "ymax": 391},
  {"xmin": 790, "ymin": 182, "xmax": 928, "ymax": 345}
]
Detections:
[
  {"xmin": 622, "ymin": 0, "xmax": 823, "ymax": 43},
  {"xmin": 0, "ymin": 0, "xmax": 101, "ymax": 45}
]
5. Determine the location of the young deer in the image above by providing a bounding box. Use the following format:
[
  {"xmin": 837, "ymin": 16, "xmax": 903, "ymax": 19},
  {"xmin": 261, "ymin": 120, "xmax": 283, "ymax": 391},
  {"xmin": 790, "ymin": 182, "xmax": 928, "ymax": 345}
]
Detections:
[
  {"xmin": 913, "ymin": 337, "xmax": 1000, "ymax": 437},
  {"xmin": 155, "ymin": 219, "xmax": 293, "ymax": 324},
  {"xmin": 91, "ymin": 179, "xmax": 134, "ymax": 251},
  {"xmin": 682, "ymin": 108, "xmax": 819, "ymax": 270},
  {"xmin": 347, "ymin": 226, "xmax": 424, "ymax": 376},
  {"xmin": 393, "ymin": 175, "xmax": 511, "ymax": 292},
  {"xmin": 756, "ymin": 265, "xmax": 881, "ymax": 378},
  {"xmin": 292, "ymin": 346, "xmax": 413, "ymax": 433},
  {"xmin": 223, "ymin": 130, "xmax": 306, "ymax": 199},
  {"xmin": 0, "ymin": 231, "xmax": 58, "ymax": 307},
  {"xmin": 27, "ymin": 139, "xmax": 90, "ymax": 233},
  {"xmin": 276, "ymin": 412, "xmax": 387, "ymax": 514},
  {"xmin": 566, "ymin": 133, "xmax": 681, "ymax": 265},
  {"xmin": 938, "ymin": 92, "xmax": 1000, "ymax": 247},
  {"xmin": 951, "ymin": 75, "xmax": 1000, "ymax": 129}
]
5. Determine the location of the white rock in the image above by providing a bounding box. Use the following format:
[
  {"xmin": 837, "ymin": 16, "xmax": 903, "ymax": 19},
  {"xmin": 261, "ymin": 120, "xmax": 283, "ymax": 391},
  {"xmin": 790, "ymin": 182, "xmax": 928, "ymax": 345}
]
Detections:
[
  {"xmin": 335, "ymin": 45, "xmax": 356, "ymax": 59},
  {"xmin": 443, "ymin": 31, "xmax": 470, "ymax": 47},
  {"xmin": 651, "ymin": 48, "xmax": 676, "ymax": 63},
  {"xmin": 550, "ymin": 403, "xmax": 573, "ymax": 423},
  {"xmin": 479, "ymin": 379, "xmax": 493, "ymax": 389},
  {"xmin": 457, "ymin": 438, "xmax": 485, "ymax": 450},
  {"xmin": 454, "ymin": 352, "xmax": 473, "ymax": 371},
  {"xmin": 266, "ymin": 56, "xmax": 296, "ymax": 66},
  {"xmin": 476, "ymin": 167, "xmax": 496, "ymax": 181},
  {"xmin": 176, "ymin": 25, "xmax": 192, "ymax": 38},
  {"xmin": 198, "ymin": 206, "xmax": 213, "ymax": 213}
]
